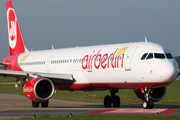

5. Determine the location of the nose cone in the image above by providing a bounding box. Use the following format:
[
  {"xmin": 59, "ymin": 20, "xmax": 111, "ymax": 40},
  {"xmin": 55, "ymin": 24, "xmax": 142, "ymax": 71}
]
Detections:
[{"xmin": 162, "ymin": 59, "xmax": 179, "ymax": 83}]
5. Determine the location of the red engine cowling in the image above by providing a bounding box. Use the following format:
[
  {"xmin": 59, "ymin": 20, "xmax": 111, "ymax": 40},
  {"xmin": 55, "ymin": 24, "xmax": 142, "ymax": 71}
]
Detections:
[
  {"xmin": 134, "ymin": 86, "xmax": 166, "ymax": 102},
  {"xmin": 23, "ymin": 77, "xmax": 54, "ymax": 102}
]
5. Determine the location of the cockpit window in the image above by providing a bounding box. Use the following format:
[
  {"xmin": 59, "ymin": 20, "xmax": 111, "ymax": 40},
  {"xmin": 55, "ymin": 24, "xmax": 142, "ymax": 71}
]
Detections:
[
  {"xmin": 141, "ymin": 52, "xmax": 173, "ymax": 60},
  {"xmin": 146, "ymin": 53, "xmax": 153, "ymax": 59},
  {"xmin": 154, "ymin": 53, "xmax": 165, "ymax": 59},
  {"xmin": 141, "ymin": 53, "xmax": 148, "ymax": 60},
  {"xmin": 165, "ymin": 53, "xmax": 173, "ymax": 59}
]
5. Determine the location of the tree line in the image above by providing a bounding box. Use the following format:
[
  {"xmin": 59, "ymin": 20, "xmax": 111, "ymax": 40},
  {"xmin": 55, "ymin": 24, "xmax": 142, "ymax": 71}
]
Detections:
[{"xmin": 174, "ymin": 56, "xmax": 180, "ymax": 69}]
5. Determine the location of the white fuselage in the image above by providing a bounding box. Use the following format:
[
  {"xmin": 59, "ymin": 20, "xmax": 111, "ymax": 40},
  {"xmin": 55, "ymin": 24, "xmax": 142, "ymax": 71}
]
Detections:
[{"xmin": 17, "ymin": 42, "xmax": 178, "ymax": 89}]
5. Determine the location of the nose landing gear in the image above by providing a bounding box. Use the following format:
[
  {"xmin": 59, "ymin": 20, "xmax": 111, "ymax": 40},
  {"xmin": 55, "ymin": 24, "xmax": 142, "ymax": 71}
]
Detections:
[
  {"xmin": 142, "ymin": 88, "xmax": 154, "ymax": 109},
  {"xmin": 104, "ymin": 89, "xmax": 120, "ymax": 108}
]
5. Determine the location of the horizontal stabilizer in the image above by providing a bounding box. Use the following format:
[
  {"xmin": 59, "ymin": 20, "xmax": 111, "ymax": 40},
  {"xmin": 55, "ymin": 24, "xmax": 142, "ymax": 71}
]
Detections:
[{"xmin": 0, "ymin": 62, "xmax": 9, "ymax": 66}]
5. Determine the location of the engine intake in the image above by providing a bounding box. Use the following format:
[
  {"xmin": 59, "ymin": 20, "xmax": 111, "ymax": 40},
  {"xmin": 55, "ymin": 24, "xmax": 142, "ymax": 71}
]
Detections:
[
  {"xmin": 23, "ymin": 77, "xmax": 54, "ymax": 102},
  {"xmin": 134, "ymin": 86, "xmax": 166, "ymax": 102}
]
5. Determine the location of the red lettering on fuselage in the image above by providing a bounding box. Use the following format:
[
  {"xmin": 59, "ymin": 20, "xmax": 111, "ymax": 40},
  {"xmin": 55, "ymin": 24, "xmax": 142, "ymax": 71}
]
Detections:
[{"xmin": 82, "ymin": 48, "xmax": 123, "ymax": 70}]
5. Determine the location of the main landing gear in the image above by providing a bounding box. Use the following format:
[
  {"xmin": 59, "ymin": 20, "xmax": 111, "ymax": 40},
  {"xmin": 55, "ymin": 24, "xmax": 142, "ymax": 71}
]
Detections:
[
  {"xmin": 104, "ymin": 89, "xmax": 120, "ymax": 107},
  {"xmin": 142, "ymin": 88, "xmax": 154, "ymax": 109},
  {"xmin": 32, "ymin": 100, "xmax": 49, "ymax": 108}
]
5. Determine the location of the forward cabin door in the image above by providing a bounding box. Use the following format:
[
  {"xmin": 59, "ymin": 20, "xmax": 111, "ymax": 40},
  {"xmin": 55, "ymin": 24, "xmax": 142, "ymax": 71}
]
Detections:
[
  {"xmin": 46, "ymin": 56, "xmax": 53, "ymax": 72},
  {"xmin": 125, "ymin": 46, "xmax": 138, "ymax": 71}
]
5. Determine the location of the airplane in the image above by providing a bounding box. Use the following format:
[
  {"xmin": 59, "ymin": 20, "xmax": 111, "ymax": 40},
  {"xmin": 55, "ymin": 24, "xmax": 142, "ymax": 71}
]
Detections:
[{"xmin": 0, "ymin": 1, "xmax": 179, "ymax": 109}]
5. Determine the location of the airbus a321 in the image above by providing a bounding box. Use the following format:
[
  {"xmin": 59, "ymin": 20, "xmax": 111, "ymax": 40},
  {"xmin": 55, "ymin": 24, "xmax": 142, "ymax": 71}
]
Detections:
[{"xmin": 1, "ymin": 1, "xmax": 179, "ymax": 109}]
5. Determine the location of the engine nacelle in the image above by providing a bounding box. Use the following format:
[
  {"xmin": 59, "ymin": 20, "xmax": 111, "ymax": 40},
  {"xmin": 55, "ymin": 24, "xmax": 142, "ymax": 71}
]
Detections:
[
  {"xmin": 134, "ymin": 86, "xmax": 166, "ymax": 102},
  {"xmin": 23, "ymin": 77, "xmax": 54, "ymax": 102}
]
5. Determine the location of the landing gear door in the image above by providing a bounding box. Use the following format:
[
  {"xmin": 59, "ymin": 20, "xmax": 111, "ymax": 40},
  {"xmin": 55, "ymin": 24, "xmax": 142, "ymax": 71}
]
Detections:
[{"xmin": 125, "ymin": 46, "xmax": 138, "ymax": 71}]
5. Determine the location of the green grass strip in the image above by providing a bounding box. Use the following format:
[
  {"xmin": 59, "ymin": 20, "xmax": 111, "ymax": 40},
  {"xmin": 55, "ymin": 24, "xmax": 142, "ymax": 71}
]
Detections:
[
  {"xmin": 0, "ymin": 77, "xmax": 180, "ymax": 106},
  {"xmin": 18, "ymin": 115, "xmax": 180, "ymax": 120}
]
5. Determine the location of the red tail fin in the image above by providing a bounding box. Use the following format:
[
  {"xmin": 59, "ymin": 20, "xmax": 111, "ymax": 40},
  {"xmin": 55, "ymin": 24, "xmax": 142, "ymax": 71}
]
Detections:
[{"xmin": 6, "ymin": 1, "xmax": 28, "ymax": 56}]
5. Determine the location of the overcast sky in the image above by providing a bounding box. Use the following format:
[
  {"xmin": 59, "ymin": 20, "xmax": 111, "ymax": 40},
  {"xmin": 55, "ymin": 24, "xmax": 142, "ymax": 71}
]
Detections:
[{"xmin": 0, "ymin": 0, "xmax": 180, "ymax": 61}]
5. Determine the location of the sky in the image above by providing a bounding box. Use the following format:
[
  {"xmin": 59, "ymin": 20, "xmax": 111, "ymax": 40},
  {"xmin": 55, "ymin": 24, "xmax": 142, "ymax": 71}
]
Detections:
[{"xmin": 0, "ymin": 0, "xmax": 180, "ymax": 61}]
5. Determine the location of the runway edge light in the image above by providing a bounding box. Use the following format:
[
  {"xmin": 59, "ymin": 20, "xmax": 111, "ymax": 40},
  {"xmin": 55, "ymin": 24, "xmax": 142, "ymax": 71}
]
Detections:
[
  {"xmin": 156, "ymin": 112, "xmax": 159, "ymax": 116},
  {"xmin": 69, "ymin": 113, "xmax": 72, "ymax": 117}
]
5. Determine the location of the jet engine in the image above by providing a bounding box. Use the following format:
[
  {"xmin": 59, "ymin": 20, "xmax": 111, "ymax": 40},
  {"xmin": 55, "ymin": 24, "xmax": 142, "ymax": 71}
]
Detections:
[
  {"xmin": 134, "ymin": 86, "xmax": 166, "ymax": 102},
  {"xmin": 23, "ymin": 77, "xmax": 54, "ymax": 102}
]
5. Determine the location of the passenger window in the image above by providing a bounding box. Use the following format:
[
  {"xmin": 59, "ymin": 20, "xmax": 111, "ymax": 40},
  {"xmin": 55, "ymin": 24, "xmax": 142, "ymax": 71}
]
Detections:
[
  {"xmin": 141, "ymin": 53, "xmax": 148, "ymax": 60},
  {"xmin": 146, "ymin": 53, "xmax": 153, "ymax": 59},
  {"xmin": 165, "ymin": 53, "xmax": 173, "ymax": 59},
  {"xmin": 154, "ymin": 53, "xmax": 165, "ymax": 59}
]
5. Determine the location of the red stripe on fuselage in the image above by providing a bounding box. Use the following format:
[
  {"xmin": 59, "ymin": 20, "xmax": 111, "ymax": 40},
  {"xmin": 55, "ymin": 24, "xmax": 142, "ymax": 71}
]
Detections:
[{"xmin": 54, "ymin": 82, "xmax": 170, "ymax": 91}]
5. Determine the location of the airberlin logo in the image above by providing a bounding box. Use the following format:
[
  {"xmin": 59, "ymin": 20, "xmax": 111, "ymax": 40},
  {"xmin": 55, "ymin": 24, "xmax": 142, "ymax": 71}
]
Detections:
[
  {"xmin": 81, "ymin": 47, "xmax": 128, "ymax": 70},
  {"xmin": 20, "ymin": 54, "xmax": 29, "ymax": 62},
  {"xmin": 7, "ymin": 8, "xmax": 17, "ymax": 49}
]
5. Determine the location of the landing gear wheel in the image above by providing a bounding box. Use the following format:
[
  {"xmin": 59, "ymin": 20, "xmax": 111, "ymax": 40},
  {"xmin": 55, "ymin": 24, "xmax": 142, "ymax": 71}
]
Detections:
[
  {"xmin": 41, "ymin": 100, "xmax": 49, "ymax": 108},
  {"xmin": 104, "ymin": 95, "xmax": 111, "ymax": 107},
  {"xmin": 113, "ymin": 96, "xmax": 120, "ymax": 107},
  {"xmin": 142, "ymin": 101, "xmax": 149, "ymax": 109},
  {"xmin": 32, "ymin": 101, "xmax": 39, "ymax": 108},
  {"xmin": 149, "ymin": 101, "xmax": 154, "ymax": 109}
]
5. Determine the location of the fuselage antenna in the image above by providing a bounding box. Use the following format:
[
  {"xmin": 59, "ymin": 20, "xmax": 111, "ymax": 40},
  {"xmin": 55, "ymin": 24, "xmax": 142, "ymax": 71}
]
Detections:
[
  {"xmin": 52, "ymin": 45, "xmax": 54, "ymax": 50},
  {"xmin": 145, "ymin": 37, "xmax": 148, "ymax": 43}
]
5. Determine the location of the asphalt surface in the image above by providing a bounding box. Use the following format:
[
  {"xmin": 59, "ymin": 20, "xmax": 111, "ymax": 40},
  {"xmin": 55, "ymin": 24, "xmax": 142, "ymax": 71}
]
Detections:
[{"xmin": 0, "ymin": 93, "xmax": 180, "ymax": 120}]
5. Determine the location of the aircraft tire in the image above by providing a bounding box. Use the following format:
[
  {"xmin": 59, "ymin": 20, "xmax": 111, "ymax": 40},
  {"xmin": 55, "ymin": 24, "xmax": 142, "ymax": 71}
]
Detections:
[
  {"xmin": 32, "ymin": 101, "xmax": 39, "ymax": 108},
  {"xmin": 104, "ymin": 95, "xmax": 111, "ymax": 107},
  {"xmin": 41, "ymin": 100, "xmax": 49, "ymax": 108},
  {"xmin": 113, "ymin": 96, "xmax": 120, "ymax": 107},
  {"xmin": 142, "ymin": 101, "xmax": 149, "ymax": 109},
  {"xmin": 149, "ymin": 101, "xmax": 154, "ymax": 109}
]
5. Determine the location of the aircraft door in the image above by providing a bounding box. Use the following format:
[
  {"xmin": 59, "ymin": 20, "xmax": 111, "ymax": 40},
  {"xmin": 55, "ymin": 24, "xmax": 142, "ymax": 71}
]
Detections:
[
  {"xmin": 46, "ymin": 56, "xmax": 53, "ymax": 72},
  {"xmin": 87, "ymin": 51, "xmax": 96, "ymax": 72},
  {"xmin": 125, "ymin": 46, "xmax": 138, "ymax": 71}
]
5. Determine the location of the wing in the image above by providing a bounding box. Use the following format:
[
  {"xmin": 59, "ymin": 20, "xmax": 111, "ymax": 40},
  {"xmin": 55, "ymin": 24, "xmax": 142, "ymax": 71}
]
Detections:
[
  {"xmin": 31, "ymin": 72, "xmax": 74, "ymax": 83},
  {"xmin": 0, "ymin": 69, "xmax": 27, "ymax": 77},
  {"xmin": 0, "ymin": 70, "xmax": 74, "ymax": 84}
]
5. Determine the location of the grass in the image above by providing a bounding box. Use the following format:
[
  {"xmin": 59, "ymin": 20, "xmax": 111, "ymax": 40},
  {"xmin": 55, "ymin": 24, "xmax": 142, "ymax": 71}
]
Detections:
[
  {"xmin": 0, "ymin": 77, "xmax": 180, "ymax": 106},
  {"xmin": 1, "ymin": 77, "xmax": 180, "ymax": 119},
  {"xmin": 48, "ymin": 80, "xmax": 180, "ymax": 106},
  {"xmin": 17, "ymin": 115, "xmax": 180, "ymax": 120}
]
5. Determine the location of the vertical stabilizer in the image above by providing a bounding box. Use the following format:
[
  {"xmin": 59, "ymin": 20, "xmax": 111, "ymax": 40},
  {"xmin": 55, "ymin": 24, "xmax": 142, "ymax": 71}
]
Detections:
[{"xmin": 6, "ymin": 1, "xmax": 28, "ymax": 56}]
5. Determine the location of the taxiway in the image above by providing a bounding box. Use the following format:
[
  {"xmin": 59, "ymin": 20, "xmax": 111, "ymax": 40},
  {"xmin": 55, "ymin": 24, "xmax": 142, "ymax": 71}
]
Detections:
[{"xmin": 0, "ymin": 93, "xmax": 180, "ymax": 120}]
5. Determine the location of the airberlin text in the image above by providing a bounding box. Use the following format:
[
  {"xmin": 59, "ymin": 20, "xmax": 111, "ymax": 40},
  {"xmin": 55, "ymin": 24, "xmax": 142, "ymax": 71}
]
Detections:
[{"xmin": 81, "ymin": 48, "xmax": 125, "ymax": 70}]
